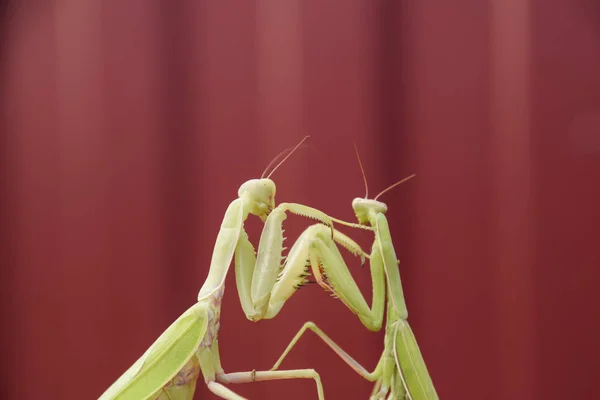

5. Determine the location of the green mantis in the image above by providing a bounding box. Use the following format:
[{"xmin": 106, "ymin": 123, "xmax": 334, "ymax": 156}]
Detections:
[
  {"xmin": 269, "ymin": 147, "xmax": 439, "ymax": 399},
  {"xmin": 98, "ymin": 137, "xmax": 371, "ymax": 400}
]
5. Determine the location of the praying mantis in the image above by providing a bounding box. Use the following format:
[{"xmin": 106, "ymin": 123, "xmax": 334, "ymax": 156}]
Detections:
[
  {"xmin": 98, "ymin": 137, "xmax": 372, "ymax": 400},
  {"xmin": 268, "ymin": 146, "xmax": 440, "ymax": 399}
]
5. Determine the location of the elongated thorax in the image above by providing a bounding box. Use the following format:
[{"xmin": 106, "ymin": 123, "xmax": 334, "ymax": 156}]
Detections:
[{"xmin": 198, "ymin": 199, "xmax": 246, "ymax": 300}]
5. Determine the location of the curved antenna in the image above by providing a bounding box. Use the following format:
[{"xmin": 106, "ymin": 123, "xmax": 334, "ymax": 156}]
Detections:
[
  {"xmin": 266, "ymin": 135, "xmax": 310, "ymax": 179},
  {"xmin": 374, "ymin": 174, "xmax": 416, "ymax": 201},
  {"xmin": 261, "ymin": 146, "xmax": 294, "ymax": 178},
  {"xmin": 352, "ymin": 141, "xmax": 369, "ymax": 199}
]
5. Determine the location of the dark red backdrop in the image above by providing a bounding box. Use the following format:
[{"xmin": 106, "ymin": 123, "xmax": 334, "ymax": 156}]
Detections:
[{"xmin": 1, "ymin": 1, "xmax": 599, "ymax": 399}]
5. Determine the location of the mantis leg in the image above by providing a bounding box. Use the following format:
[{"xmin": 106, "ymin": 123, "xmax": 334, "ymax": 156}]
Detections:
[
  {"xmin": 251, "ymin": 222, "xmax": 384, "ymax": 330},
  {"xmin": 302, "ymin": 224, "xmax": 386, "ymax": 331},
  {"xmin": 206, "ymin": 381, "xmax": 246, "ymax": 400},
  {"xmin": 271, "ymin": 321, "xmax": 383, "ymax": 382},
  {"xmin": 271, "ymin": 321, "xmax": 422, "ymax": 400},
  {"xmin": 216, "ymin": 368, "xmax": 324, "ymax": 400},
  {"xmin": 235, "ymin": 203, "xmax": 370, "ymax": 322}
]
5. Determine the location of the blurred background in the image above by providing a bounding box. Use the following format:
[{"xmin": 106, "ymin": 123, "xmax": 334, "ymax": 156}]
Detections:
[{"xmin": 1, "ymin": 1, "xmax": 599, "ymax": 399}]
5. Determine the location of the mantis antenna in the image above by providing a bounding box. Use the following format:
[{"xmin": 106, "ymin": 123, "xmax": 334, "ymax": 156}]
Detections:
[
  {"xmin": 261, "ymin": 146, "xmax": 295, "ymax": 179},
  {"xmin": 262, "ymin": 137, "xmax": 373, "ymax": 232},
  {"xmin": 374, "ymin": 174, "xmax": 416, "ymax": 201},
  {"xmin": 352, "ymin": 140, "xmax": 415, "ymax": 201},
  {"xmin": 265, "ymin": 135, "xmax": 310, "ymax": 179},
  {"xmin": 352, "ymin": 140, "xmax": 369, "ymax": 199}
]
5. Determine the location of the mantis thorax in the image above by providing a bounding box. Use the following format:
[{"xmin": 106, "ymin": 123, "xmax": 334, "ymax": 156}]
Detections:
[
  {"xmin": 352, "ymin": 198, "xmax": 387, "ymax": 226},
  {"xmin": 238, "ymin": 178, "xmax": 276, "ymax": 221}
]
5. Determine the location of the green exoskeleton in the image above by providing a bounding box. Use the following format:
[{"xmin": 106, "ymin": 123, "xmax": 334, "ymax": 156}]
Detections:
[
  {"xmin": 270, "ymin": 146, "xmax": 439, "ymax": 400},
  {"xmin": 98, "ymin": 137, "xmax": 371, "ymax": 400}
]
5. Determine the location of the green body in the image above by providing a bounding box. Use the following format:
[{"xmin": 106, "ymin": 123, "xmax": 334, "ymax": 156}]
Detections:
[
  {"xmin": 98, "ymin": 138, "xmax": 436, "ymax": 399},
  {"xmin": 98, "ymin": 172, "xmax": 367, "ymax": 400},
  {"xmin": 272, "ymin": 200, "xmax": 439, "ymax": 399}
]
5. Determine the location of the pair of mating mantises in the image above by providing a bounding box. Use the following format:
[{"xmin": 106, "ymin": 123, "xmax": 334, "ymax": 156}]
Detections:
[{"xmin": 99, "ymin": 137, "xmax": 439, "ymax": 400}]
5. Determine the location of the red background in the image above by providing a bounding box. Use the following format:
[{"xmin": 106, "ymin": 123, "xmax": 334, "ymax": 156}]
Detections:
[{"xmin": 1, "ymin": 1, "xmax": 599, "ymax": 399}]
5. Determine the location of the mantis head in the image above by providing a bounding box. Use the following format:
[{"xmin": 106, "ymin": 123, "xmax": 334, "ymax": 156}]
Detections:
[
  {"xmin": 352, "ymin": 198, "xmax": 388, "ymax": 225},
  {"xmin": 239, "ymin": 135, "xmax": 309, "ymax": 222},
  {"xmin": 238, "ymin": 178, "xmax": 276, "ymax": 222}
]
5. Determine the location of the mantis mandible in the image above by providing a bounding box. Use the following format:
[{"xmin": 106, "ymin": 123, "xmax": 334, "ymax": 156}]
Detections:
[
  {"xmin": 269, "ymin": 146, "xmax": 439, "ymax": 399},
  {"xmin": 98, "ymin": 136, "xmax": 370, "ymax": 400}
]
